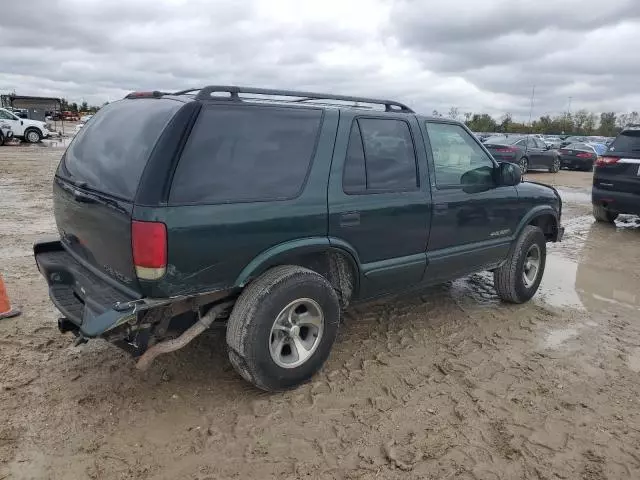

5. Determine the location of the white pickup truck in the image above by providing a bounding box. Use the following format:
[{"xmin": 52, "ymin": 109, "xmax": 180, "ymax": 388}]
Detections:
[{"xmin": 0, "ymin": 107, "xmax": 50, "ymax": 143}]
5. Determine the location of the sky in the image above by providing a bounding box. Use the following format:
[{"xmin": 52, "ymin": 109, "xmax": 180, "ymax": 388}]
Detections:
[{"xmin": 1, "ymin": 0, "xmax": 639, "ymax": 120}]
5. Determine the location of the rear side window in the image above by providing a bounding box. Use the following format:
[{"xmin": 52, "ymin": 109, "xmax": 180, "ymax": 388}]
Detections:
[
  {"xmin": 610, "ymin": 130, "xmax": 640, "ymax": 154},
  {"xmin": 61, "ymin": 99, "xmax": 181, "ymax": 200},
  {"xmin": 170, "ymin": 105, "xmax": 322, "ymax": 204},
  {"xmin": 342, "ymin": 118, "xmax": 418, "ymax": 193}
]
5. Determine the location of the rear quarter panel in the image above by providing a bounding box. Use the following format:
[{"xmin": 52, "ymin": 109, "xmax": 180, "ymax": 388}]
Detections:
[{"xmin": 134, "ymin": 110, "xmax": 339, "ymax": 298}]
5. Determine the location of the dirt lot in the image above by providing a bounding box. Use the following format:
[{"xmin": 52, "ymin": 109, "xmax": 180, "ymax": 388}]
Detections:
[{"xmin": 1, "ymin": 146, "xmax": 640, "ymax": 480}]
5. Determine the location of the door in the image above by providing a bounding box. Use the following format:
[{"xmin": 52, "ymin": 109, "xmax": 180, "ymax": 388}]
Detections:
[
  {"xmin": 534, "ymin": 137, "xmax": 555, "ymax": 168},
  {"xmin": 328, "ymin": 113, "xmax": 431, "ymax": 299},
  {"xmin": 0, "ymin": 109, "xmax": 22, "ymax": 136},
  {"xmin": 421, "ymin": 121, "xmax": 520, "ymax": 283},
  {"xmin": 525, "ymin": 137, "xmax": 545, "ymax": 168}
]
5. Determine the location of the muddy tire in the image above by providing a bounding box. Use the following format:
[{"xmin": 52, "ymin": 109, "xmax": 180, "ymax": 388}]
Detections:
[
  {"xmin": 519, "ymin": 157, "xmax": 528, "ymax": 175},
  {"xmin": 593, "ymin": 204, "xmax": 618, "ymax": 223},
  {"xmin": 493, "ymin": 226, "xmax": 546, "ymax": 304},
  {"xmin": 226, "ymin": 265, "xmax": 340, "ymax": 392},
  {"xmin": 549, "ymin": 156, "xmax": 560, "ymax": 173},
  {"xmin": 24, "ymin": 128, "xmax": 41, "ymax": 143}
]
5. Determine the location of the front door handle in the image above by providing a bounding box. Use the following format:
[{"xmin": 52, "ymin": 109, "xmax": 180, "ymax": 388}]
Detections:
[{"xmin": 340, "ymin": 212, "xmax": 360, "ymax": 227}]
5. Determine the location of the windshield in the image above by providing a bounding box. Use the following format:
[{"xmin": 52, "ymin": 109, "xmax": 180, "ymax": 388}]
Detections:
[{"xmin": 59, "ymin": 99, "xmax": 181, "ymax": 200}]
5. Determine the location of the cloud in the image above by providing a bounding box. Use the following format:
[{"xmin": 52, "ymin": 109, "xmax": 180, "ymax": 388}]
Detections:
[{"xmin": 0, "ymin": 0, "xmax": 639, "ymax": 119}]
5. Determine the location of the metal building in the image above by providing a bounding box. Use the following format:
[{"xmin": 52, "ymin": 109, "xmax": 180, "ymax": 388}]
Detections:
[{"xmin": 0, "ymin": 94, "xmax": 61, "ymax": 122}]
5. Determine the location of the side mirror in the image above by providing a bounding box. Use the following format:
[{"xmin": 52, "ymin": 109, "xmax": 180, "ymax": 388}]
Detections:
[{"xmin": 498, "ymin": 162, "xmax": 521, "ymax": 186}]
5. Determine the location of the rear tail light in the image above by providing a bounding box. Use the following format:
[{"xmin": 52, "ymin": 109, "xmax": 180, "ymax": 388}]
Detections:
[
  {"xmin": 596, "ymin": 156, "xmax": 620, "ymax": 166},
  {"xmin": 132, "ymin": 220, "xmax": 167, "ymax": 280},
  {"xmin": 576, "ymin": 152, "xmax": 593, "ymax": 158},
  {"xmin": 494, "ymin": 147, "xmax": 518, "ymax": 153}
]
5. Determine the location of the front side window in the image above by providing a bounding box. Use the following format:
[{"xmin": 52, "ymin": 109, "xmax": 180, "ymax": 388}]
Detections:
[
  {"xmin": 425, "ymin": 122, "xmax": 495, "ymax": 188},
  {"xmin": 342, "ymin": 118, "xmax": 418, "ymax": 194}
]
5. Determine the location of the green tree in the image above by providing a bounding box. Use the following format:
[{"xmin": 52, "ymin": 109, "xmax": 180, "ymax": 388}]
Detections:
[
  {"xmin": 499, "ymin": 113, "xmax": 512, "ymax": 132},
  {"xmin": 465, "ymin": 113, "xmax": 497, "ymax": 132},
  {"xmin": 69, "ymin": 102, "xmax": 78, "ymax": 113},
  {"xmin": 447, "ymin": 106, "xmax": 459, "ymax": 121},
  {"xmin": 598, "ymin": 112, "xmax": 617, "ymax": 136},
  {"xmin": 80, "ymin": 101, "xmax": 88, "ymax": 112}
]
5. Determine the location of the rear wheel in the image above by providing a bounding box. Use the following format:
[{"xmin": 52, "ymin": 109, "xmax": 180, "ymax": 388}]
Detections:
[
  {"xmin": 226, "ymin": 265, "xmax": 340, "ymax": 391},
  {"xmin": 24, "ymin": 128, "xmax": 41, "ymax": 143},
  {"xmin": 549, "ymin": 156, "xmax": 560, "ymax": 173},
  {"xmin": 593, "ymin": 204, "xmax": 618, "ymax": 223},
  {"xmin": 519, "ymin": 157, "xmax": 529, "ymax": 174},
  {"xmin": 494, "ymin": 226, "xmax": 546, "ymax": 304},
  {"xmin": 0, "ymin": 132, "xmax": 4, "ymax": 147}
]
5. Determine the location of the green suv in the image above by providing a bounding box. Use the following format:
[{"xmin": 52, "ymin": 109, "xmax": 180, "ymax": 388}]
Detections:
[{"xmin": 34, "ymin": 86, "xmax": 563, "ymax": 391}]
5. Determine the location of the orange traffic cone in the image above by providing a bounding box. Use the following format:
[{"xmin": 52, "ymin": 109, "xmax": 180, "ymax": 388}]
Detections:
[{"xmin": 0, "ymin": 272, "xmax": 21, "ymax": 320}]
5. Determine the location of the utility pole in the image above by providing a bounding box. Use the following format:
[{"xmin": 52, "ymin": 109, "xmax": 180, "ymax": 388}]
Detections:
[{"xmin": 528, "ymin": 86, "xmax": 536, "ymax": 127}]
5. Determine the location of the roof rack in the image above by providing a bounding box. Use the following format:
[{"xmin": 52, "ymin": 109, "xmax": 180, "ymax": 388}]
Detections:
[{"xmin": 172, "ymin": 86, "xmax": 414, "ymax": 113}]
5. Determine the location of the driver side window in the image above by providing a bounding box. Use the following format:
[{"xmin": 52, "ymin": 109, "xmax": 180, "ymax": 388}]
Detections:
[{"xmin": 425, "ymin": 122, "xmax": 495, "ymax": 188}]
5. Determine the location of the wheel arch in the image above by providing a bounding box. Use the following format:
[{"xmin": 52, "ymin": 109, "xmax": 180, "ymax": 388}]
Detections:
[
  {"xmin": 234, "ymin": 238, "xmax": 361, "ymax": 307},
  {"xmin": 517, "ymin": 207, "xmax": 560, "ymax": 242}
]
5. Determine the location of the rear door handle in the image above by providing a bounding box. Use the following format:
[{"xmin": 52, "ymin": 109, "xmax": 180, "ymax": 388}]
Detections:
[{"xmin": 340, "ymin": 212, "xmax": 360, "ymax": 227}]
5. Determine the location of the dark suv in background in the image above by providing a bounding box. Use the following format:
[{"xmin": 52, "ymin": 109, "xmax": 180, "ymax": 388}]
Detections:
[
  {"xmin": 34, "ymin": 86, "xmax": 563, "ymax": 391},
  {"xmin": 592, "ymin": 125, "xmax": 640, "ymax": 223}
]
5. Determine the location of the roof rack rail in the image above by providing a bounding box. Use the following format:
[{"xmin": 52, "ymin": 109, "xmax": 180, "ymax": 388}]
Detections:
[{"xmin": 173, "ymin": 86, "xmax": 414, "ymax": 113}]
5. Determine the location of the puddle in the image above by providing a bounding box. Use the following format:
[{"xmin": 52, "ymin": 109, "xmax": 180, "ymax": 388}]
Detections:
[
  {"xmin": 537, "ymin": 254, "xmax": 584, "ymax": 309},
  {"xmin": 557, "ymin": 188, "xmax": 591, "ymax": 205},
  {"xmin": 544, "ymin": 327, "xmax": 579, "ymax": 348},
  {"xmin": 39, "ymin": 137, "xmax": 73, "ymax": 148}
]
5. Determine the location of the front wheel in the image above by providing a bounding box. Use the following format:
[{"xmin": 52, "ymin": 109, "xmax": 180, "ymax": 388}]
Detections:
[
  {"xmin": 494, "ymin": 226, "xmax": 546, "ymax": 303},
  {"xmin": 519, "ymin": 157, "xmax": 529, "ymax": 175},
  {"xmin": 593, "ymin": 204, "xmax": 618, "ymax": 223},
  {"xmin": 24, "ymin": 128, "xmax": 42, "ymax": 143},
  {"xmin": 549, "ymin": 156, "xmax": 560, "ymax": 173},
  {"xmin": 226, "ymin": 265, "xmax": 341, "ymax": 391}
]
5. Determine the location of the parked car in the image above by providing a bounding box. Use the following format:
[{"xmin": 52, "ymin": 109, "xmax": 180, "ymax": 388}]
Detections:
[
  {"xmin": 80, "ymin": 114, "xmax": 93, "ymax": 123},
  {"xmin": 587, "ymin": 142, "xmax": 608, "ymax": 156},
  {"xmin": 592, "ymin": 124, "xmax": 640, "ymax": 223},
  {"xmin": 484, "ymin": 135, "xmax": 560, "ymax": 173},
  {"xmin": 558, "ymin": 143, "xmax": 599, "ymax": 171},
  {"xmin": 0, "ymin": 107, "xmax": 50, "ymax": 143},
  {"xmin": 560, "ymin": 136, "xmax": 586, "ymax": 148},
  {"xmin": 34, "ymin": 86, "xmax": 564, "ymax": 391},
  {"xmin": 0, "ymin": 122, "xmax": 13, "ymax": 146},
  {"xmin": 543, "ymin": 136, "xmax": 562, "ymax": 149}
]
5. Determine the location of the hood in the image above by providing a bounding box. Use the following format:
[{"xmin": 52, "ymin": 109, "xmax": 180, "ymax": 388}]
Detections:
[{"xmin": 23, "ymin": 118, "xmax": 47, "ymax": 128}]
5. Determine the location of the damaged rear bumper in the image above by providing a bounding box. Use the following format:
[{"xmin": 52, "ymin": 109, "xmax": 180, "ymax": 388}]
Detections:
[{"xmin": 34, "ymin": 239, "xmax": 232, "ymax": 343}]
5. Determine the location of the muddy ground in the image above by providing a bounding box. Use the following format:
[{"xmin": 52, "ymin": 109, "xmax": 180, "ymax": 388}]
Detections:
[{"xmin": 1, "ymin": 146, "xmax": 640, "ymax": 480}]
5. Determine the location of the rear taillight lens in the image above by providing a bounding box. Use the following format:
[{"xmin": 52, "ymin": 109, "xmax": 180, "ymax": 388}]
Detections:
[
  {"xmin": 596, "ymin": 156, "xmax": 620, "ymax": 166},
  {"xmin": 576, "ymin": 152, "xmax": 593, "ymax": 158},
  {"xmin": 132, "ymin": 220, "xmax": 167, "ymax": 280},
  {"xmin": 494, "ymin": 147, "xmax": 518, "ymax": 153}
]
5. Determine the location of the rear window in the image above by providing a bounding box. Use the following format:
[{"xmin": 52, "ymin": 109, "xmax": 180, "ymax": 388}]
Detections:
[
  {"xmin": 566, "ymin": 143, "xmax": 590, "ymax": 150},
  {"xmin": 169, "ymin": 105, "xmax": 322, "ymax": 205},
  {"xmin": 610, "ymin": 130, "xmax": 640, "ymax": 153},
  {"xmin": 61, "ymin": 99, "xmax": 180, "ymax": 200}
]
